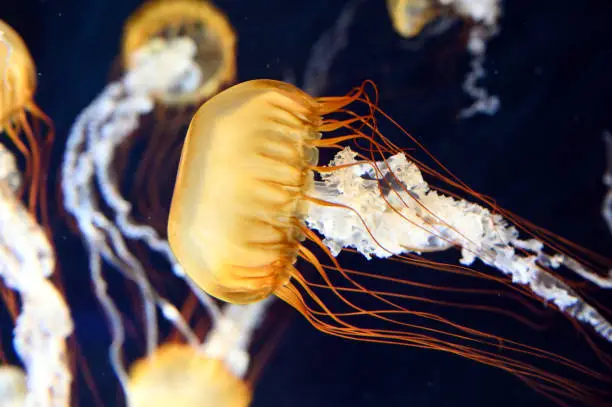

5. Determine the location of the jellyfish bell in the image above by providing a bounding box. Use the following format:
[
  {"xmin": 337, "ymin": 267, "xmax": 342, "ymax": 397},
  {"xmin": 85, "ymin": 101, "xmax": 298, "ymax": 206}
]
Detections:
[
  {"xmin": 0, "ymin": 20, "xmax": 57, "ymax": 326},
  {"xmin": 127, "ymin": 343, "xmax": 252, "ymax": 407},
  {"xmin": 122, "ymin": 0, "xmax": 237, "ymax": 106},
  {"xmin": 0, "ymin": 365, "xmax": 26, "ymax": 407},
  {"xmin": 386, "ymin": 0, "xmax": 441, "ymax": 38},
  {"xmin": 386, "ymin": 0, "xmax": 501, "ymax": 39},
  {"xmin": 0, "ymin": 143, "xmax": 72, "ymax": 406},
  {"xmin": 168, "ymin": 79, "xmax": 612, "ymax": 406}
]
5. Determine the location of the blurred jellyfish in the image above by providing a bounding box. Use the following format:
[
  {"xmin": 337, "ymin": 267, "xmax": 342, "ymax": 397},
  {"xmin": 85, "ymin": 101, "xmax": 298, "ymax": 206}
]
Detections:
[
  {"xmin": 0, "ymin": 365, "xmax": 26, "ymax": 407},
  {"xmin": 386, "ymin": 0, "xmax": 501, "ymax": 118},
  {"xmin": 62, "ymin": 25, "xmax": 215, "ymax": 391},
  {"xmin": 126, "ymin": 300, "xmax": 270, "ymax": 407},
  {"xmin": 387, "ymin": 0, "xmax": 500, "ymax": 38},
  {"xmin": 386, "ymin": 0, "xmax": 440, "ymax": 38},
  {"xmin": 127, "ymin": 345, "xmax": 250, "ymax": 407},
  {"xmin": 0, "ymin": 19, "xmax": 56, "ymax": 321},
  {"xmin": 0, "ymin": 143, "xmax": 73, "ymax": 407},
  {"xmin": 0, "ymin": 20, "xmax": 54, "ymax": 217},
  {"xmin": 168, "ymin": 79, "xmax": 612, "ymax": 407},
  {"xmin": 122, "ymin": 0, "xmax": 236, "ymax": 106}
]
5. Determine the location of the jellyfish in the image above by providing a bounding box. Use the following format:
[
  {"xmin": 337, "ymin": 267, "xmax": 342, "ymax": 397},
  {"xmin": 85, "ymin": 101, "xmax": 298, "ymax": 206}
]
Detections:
[
  {"xmin": 0, "ymin": 22, "xmax": 71, "ymax": 407},
  {"xmin": 386, "ymin": 0, "xmax": 501, "ymax": 118},
  {"xmin": 122, "ymin": 0, "xmax": 236, "ymax": 106},
  {"xmin": 127, "ymin": 344, "xmax": 251, "ymax": 407},
  {"xmin": 0, "ymin": 19, "xmax": 54, "ymax": 217},
  {"xmin": 386, "ymin": 0, "xmax": 440, "ymax": 39},
  {"xmin": 168, "ymin": 79, "xmax": 612, "ymax": 407},
  {"xmin": 0, "ymin": 19, "xmax": 56, "ymax": 320},
  {"xmin": 0, "ymin": 365, "xmax": 26, "ymax": 407},
  {"xmin": 60, "ymin": 4, "xmax": 280, "ymax": 405}
]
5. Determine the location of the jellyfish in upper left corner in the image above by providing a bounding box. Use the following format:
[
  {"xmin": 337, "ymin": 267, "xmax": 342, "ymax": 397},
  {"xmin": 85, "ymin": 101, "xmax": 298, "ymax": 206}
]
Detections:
[
  {"xmin": 386, "ymin": 0, "xmax": 502, "ymax": 117},
  {"xmin": 0, "ymin": 52, "xmax": 71, "ymax": 404},
  {"xmin": 0, "ymin": 20, "xmax": 53, "ymax": 221},
  {"xmin": 0, "ymin": 19, "xmax": 57, "ymax": 322},
  {"xmin": 168, "ymin": 79, "xmax": 612, "ymax": 407}
]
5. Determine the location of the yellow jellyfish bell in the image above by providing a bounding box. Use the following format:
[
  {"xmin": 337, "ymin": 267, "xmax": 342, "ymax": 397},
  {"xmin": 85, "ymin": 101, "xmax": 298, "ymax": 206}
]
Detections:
[
  {"xmin": 0, "ymin": 19, "xmax": 56, "ymax": 322},
  {"xmin": 168, "ymin": 80, "xmax": 324, "ymax": 304},
  {"xmin": 127, "ymin": 344, "xmax": 251, "ymax": 407},
  {"xmin": 122, "ymin": 0, "xmax": 237, "ymax": 105},
  {"xmin": 386, "ymin": 0, "xmax": 439, "ymax": 38},
  {"xmin": 0, "ymin": 20, "xmax": 36, "ymax": 125}
]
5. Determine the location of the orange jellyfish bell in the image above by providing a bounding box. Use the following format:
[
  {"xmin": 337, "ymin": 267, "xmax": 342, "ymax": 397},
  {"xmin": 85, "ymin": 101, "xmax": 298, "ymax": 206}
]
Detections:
[
  {"xmin": 127, "ymin": 343, "xmax": 252, "ymax": 407},
  {"xmin": 168, "ymin": 79, "xmax": 324, "ymax": 303},
  {"xmin": 386, "ymin": 0, "xmax": 440, "ymax": 38},
  {"xmin": 0, "ymin": 19, "xmax": 56, "ymax": 322},
  {"xmin": 122, "ymin": 0, "xmax": 237, "ymax": 106},
  {"xmin": 0, "ymin": 365, "xmax": 26, "ymax": 407}
]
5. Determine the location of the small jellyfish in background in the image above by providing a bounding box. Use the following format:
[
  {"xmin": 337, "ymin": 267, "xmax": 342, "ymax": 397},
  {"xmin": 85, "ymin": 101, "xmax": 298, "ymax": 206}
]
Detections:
[
  {"xmin": 0, "ymin": 19, "xmax": 54, "ymax": 216},
  {"xmin": 0, "ymin": 365, "xmax": 26, "ymax": 407},
  {"xmin": 602, "ymin": 132, "xmax": 612, "ymax": 236},
  {"xmin": 386, "ymin": 0, "xmax": 502, "ymax": 117},
  {"xmin": 126, "ymin": 301, "xmax": 271, "ymax": 407},
  {"xmin": 0, "ymin": 25, "xmax": 71, "ymax": 405},
  {"xmin": 387, "ymin": 0, "xmax": 500, "ymax": 38},
  {"xmin": 0, "ymin": 19, "xmax": 57, "ymax": 319},
  {"xmin": 168, "ymin": 79, "xmax": 612, "ymax": 407},
  {"xmin": 122, "ymin": 0, "xmax": 236, "ymax": 106}
]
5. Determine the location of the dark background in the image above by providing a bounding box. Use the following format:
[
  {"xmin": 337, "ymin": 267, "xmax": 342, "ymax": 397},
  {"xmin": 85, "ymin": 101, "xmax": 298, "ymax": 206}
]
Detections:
[{"xmin": 2, "ymin": 0, "xmax": 612, "ymax": 406}]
